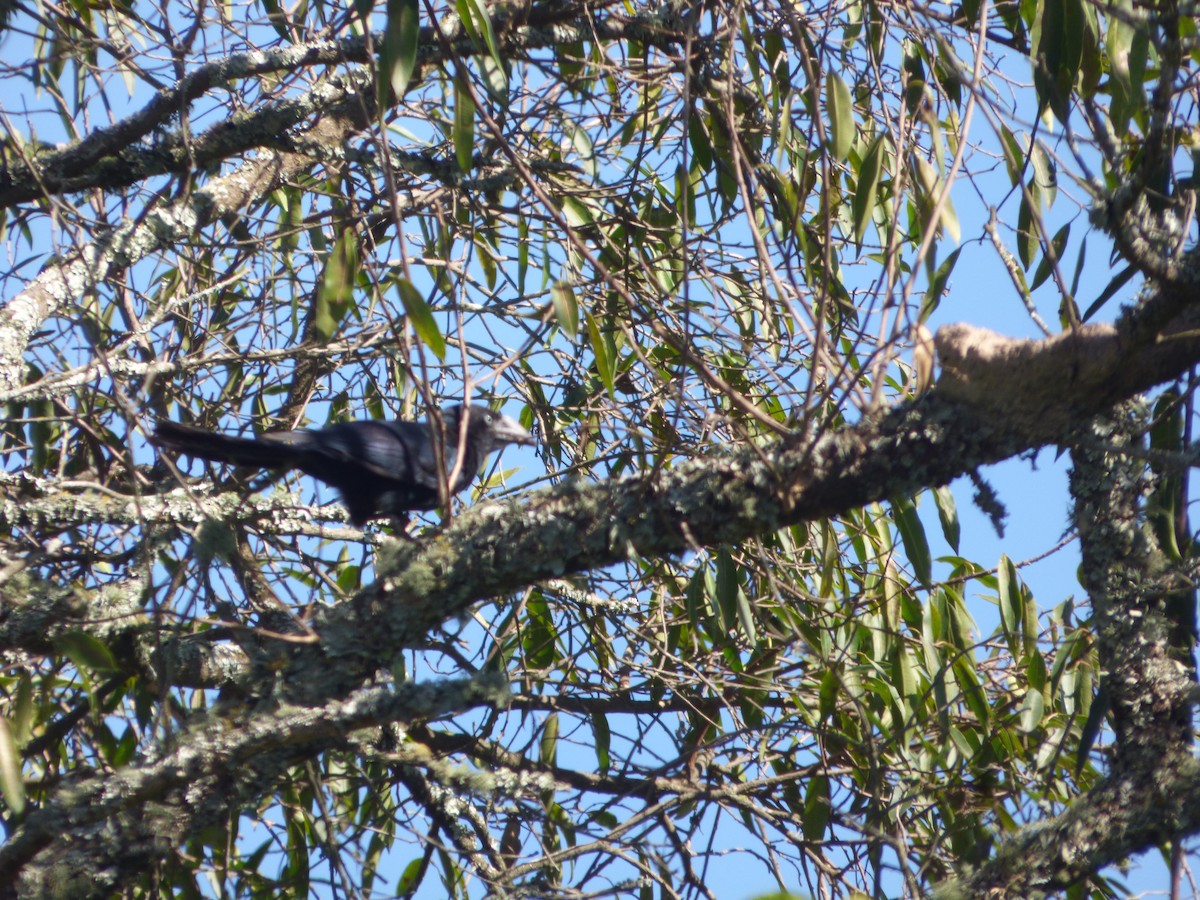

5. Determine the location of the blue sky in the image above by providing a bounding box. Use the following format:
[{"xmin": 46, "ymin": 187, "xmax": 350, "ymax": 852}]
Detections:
[{"xmin": 1, "ymin": 5, "xmax": 1197, "ymax": 897}]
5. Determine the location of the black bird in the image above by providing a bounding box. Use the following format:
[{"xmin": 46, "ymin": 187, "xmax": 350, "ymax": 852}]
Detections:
[{"xmin": 152, "ymin": 404, "xmax": 534, "ymax": 526}]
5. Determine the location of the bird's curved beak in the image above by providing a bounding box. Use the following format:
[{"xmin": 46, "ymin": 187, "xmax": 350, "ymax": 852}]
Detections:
[{"xmin": 493, "ymin": 414, "xmax": 536, "ymax": 446}]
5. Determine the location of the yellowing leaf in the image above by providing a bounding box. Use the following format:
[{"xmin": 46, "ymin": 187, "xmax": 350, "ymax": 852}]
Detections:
[
  {"xmin": 551, "ymin": 281, "xmax": 579, "ymax": 338},
  {"xmin": 0, "ymin": 718, "xmax": 25, "ymax": 816}
]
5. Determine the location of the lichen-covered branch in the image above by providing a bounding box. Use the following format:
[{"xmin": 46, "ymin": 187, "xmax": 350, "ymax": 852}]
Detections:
[
  {"xmin": 940, "ymin": 404, "xmax": 1199, "ymax": 896},
  {"xmin": 4, "ymin": 276, "xmax": 1200, "ymax": 890},
  {"xmin": 0, "ymin": 66, "xmax": 377, "ymax": 395},
  {"xmin": 0, "ymin": 674, "xmax": 509, "ymax": 897}
]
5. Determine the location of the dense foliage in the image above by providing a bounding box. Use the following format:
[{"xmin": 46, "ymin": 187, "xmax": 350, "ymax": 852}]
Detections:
[{"xmin": 0, "ymin": 0, "xmax": 1196, "ymax": 896}]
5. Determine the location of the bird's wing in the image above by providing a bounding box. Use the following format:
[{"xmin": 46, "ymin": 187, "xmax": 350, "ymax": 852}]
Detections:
[{"xmin": 290, "ymin": 420, "xmax": 466, "ymax": 491}]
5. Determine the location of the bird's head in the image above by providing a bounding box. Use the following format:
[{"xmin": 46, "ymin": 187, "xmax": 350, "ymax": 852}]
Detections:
[{"xmin": 446, "ymin": 404, "xmax": 535, "ymax": 449}]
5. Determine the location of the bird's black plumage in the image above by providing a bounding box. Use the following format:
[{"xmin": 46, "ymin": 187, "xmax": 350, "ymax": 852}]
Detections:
[{"xmin": 152, "ymin": 404, "xmax": 534, "ymax": 525}]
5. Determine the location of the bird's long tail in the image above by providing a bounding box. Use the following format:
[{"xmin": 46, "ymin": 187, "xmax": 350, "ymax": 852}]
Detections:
[{"xmin": 152, "ymin": 421, "xmax": 301, "ymax": 469}]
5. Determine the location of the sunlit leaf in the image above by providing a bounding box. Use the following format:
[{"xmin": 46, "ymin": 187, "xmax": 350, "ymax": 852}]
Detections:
[
  {"xmin": 459, "ymin": 0, "xmax": 503, "ymax": 72},
  {"xmin": 852, "ymin": 135, "xmax": 884, "ymax": 245},
  {"xmin": 825, "ymin": 72, "xmax": 854, "ymax": 160},
  {"xmin": 591, "ymin": 713, "xmax": 611, "ymax": 773},
  {"xmin": 379, "ymin": 0, "xmax": 420, "ymax": 105},
  {"xmin": 891, "ymin": 493, "xmax": 932, "ymax": 588},
  {"xmin": 999, "ymin": 125, "xmax": 1025, "ymax": 186},
  {"xmin": 11, "ymin": 672, "xmax": 32, "ymax": 744},
  {"xmin": 551, "ymin": 281, "xmax": 579, "ymax": 339},
  {"xmin": 1030, "ymin": 141, "xmax": 1057, "ymax": 208},
  {"xmin": 395, "ymin": 857, "xmax": 424, "ymax": 894},
  {"xmin": 585, "ymin": 311, "xmax": 615, "ymax": 397},
  {"xmin": 316, "ymin": 229, "xmax": 359, "ymax": 341},
  {"xmin": 454, "ymin": 75, "xmax": 475, "ymax": 173},
  {"xmin": 1031, "ymin": 223, "xmax": 1070, "ymax": 291},
  {"xmin": 802, "ymin": 775, "xmax": 831, "ymax": 841},
  {"xmin": 57, "ymin": 631, "xmax": 119, "ymax": 673},
  {"xmin": 1018, "ymin": 690, "xmax": 1044, "ymax": 732},
  {"xmin": 540, "ymin": 712, "xmax": 559, "ymax": 766},
  {"xmin": 396, "ymin": 277, "xmax": 446, "ymax": 360},
  {"xmin": 1106, "ymin": 0, "xmax": 1149, "ymax": 135},
  {"xmin": 0, "ymin": 718, "xmax": 25, "ymax": 815},
  {"xmin": 735, "ymin": 587, "xmax": 758, "ymax": 646},
  {"xmin": 1017, "ymin": 188, "xmax": 1038, "ymax": 269},
  {"xmin": 933, "ymin": 485, "xmax": 960, "ymax": 553},
  {"xmin": 997, "ymin": 554, "xmax": 1022, "ymax": 659}
]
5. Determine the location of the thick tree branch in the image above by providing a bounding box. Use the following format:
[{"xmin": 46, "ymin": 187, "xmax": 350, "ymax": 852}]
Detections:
[
  {"xmin": 936, "ymin": 756, "xmax": 1200, "ymax": 899},
  {"xmin": 322, "ymin": 272, "xmax": 1200, "ymax": 684},
  {"xmin": 0, "ymin": 67, "xmax": 378, "ymax": 395},
  {"xmin": 941, "ymin": 405, "xmax": 1199, "ymax": 896},
  {"xmin": 0, "ymin": 0, "xmax": 665, "ymax": 210},
  {"xmin": 0, "ymin": 674, "xmax": 508, "ymax": 897},
  {"xmin": 5, "ymin": 255, "xmax": 1200, "ymax": 893}
]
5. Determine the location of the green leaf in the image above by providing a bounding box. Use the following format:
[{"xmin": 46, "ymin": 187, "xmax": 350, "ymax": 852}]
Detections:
[
  {"xmin": 476, "ymin": 234, "xmax": 498, "ymax": 290},
  {"xmin": 0, "ymin": 718, "xmax": 25, "ymax": 815},
  {"xmin": 997, "ymin": 554, "xmax": 1022, "ymax": 659},
  {"xmin": 517, "ymin": 215, "xmax": 530, "ymax": 292},
  {"xmin": 688, "ymin": 109, "xmax": 712, "ymax": 171},
  {"xmin": 735, "ymin": 587, "xmax": 758, "ymax": 646},
  {"xmin": 395, "ymin": 277, "xmax": 446, "ymax": 360},
  {"xmin": 316, "ymin": 229, "xmax": 359, "ymax": 341},
  {"xmin": 999, "ymin": 125, "xmax": 1025, "ymax": 186},
  {"xmin": 852, "ymin": 135, "xmax": 884, "ymax": 245},
  {"xmin": 890, "ymin": 493, "xmax": 931, "ymax": 588},
  {"xmin": 11, "ymin": 672, "xmax": 32, "ymax": 744},
  {"xmin": 585, "ymin": 311, "xmax": 615, "ymax": 397},
  {"xmin": 57, "ymin": 630, "xmax": 120, "ymax": 673},
  {"xmin": 1081, "ymin": 264, "xmax": 1136, "ymax": 321},
  {"xmin": 1030, "ymin": 141, "xmax": 1057, "ymax": 209},
  {"xmin": 1069, "ymin": 236, "xmax": 1088, "ymax": 298},
  {"xmin": 378, "ymin": 0, "xmax": 420, "ymax": 106},
  {"xmin": 685, "ymin": 567, "xmax": 714, "ymax": 632},
  {"xmin": 802, "ymin": 774, "xmax": 831, "ymax": 841},
  {"xmin": 1017, "ymin": 188, "xmax": 1038, "ymax": 270},
  {"xmin": 524, "ymin": 594, "xmax": 557, "ymax": 669},
  {"xmin": 1020, "ymin": 571, "xmax": 1039, "ymax": 658},
  {"xmin": 1106, "ymin": 0, "xmax": 1148, "ymax": 136},
  {"xmin": 479, "ymin": 53, "xmax": 509, "ymax": 105},
  {"xmin": 1018, "ymin": 690, "xmax": 1044, "ymax": 732},
  {"xmin": 591, "ymin": 713, "xmax": 611, "ymax": 774},
  {"xmin": 1076, "ymin": 676, "xmax": 1108, "ymax": 774},
  {"xmin": 454, "ymin": 75, "xmax": 475, "ymax": 173},
  {"xmin": 921, "ymin": 246, "xmax": 961, "ymax": 323},
  {"xmin": 261, "ymin": 0, "xmax": 294, "ymax": 41},
  {"xmin": 715, "ymin": 548, "xmax": 739, "ymax": 634},
  {"xmin": 1031, "ymin": 223, "xmax": 1070, "ymax": 291},
  {"xmin": 551, "ymin": 281, "xmax": 579, "ymax": 338},
  {"xmin": 825, "ymin": 72, "xmax": 854, "ymax": 160},
  {"xmin": 395, "ymin": 857, "xmax": 424, "ymax": 894},
  {"xmin": 540, "ymin": 712, "xmax": 559, "ymax": 766},
  {"xmin": 459, "ymin": 0, "xmax": 503, "ymax": 72},
  {"xmin": 1033, "ymin": 0, "xmax": 1083, "ymax": 124},
  {"xmin": 1148, "ymin": 390, "xmax": 1186, "ymax": 559},
  {"xmin": 933, "ymin": 485, "xmax": 960, "ymax": 553}
]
